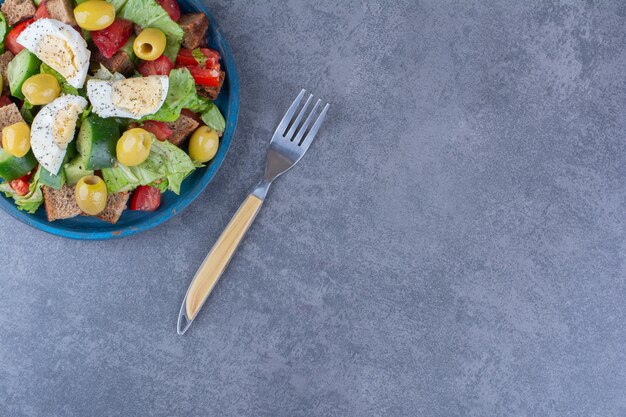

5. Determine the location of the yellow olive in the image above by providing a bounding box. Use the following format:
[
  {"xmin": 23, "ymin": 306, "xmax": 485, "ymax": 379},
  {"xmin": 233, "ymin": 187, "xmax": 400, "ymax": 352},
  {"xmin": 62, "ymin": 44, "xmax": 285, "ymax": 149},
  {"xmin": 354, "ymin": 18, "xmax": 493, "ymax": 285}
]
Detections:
[
  {"xmin": 117, "ymin": 128, "xmax": 153, "ymax": 166},
  {"xmin": 75, "ymin": 175, "xmax": 108, "ymax": 215},
  {"xmin": 2, "ymin": 122, "xmax": 31, "ymax": 158},
  {"xmin": 74, "ymin": 0, "xmax": 116, "ymax": 31},
  {"xmin": 189, "ymin": 126, "xmax": 219, "ymax": 163},
  {"xmin": 21, "ymin": 74, "xmax": 61, "ymax": 105},
  {"xmin": 134, "ymin": 28, "xmax": 167, "ymax": 61}
]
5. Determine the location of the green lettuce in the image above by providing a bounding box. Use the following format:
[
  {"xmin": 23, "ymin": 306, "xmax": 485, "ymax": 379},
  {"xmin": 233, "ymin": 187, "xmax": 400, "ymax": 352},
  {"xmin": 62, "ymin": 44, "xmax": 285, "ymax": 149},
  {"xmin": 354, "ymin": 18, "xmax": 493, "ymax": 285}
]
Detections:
[
  {"xmin": 102, "ymin": 138, "xmax": 197, "ymax": 194},
  {"xmin": 110, "ymin": 0, "xmax": 183, "ymax": 61},
  {"xmin": 143, "ymin": 68, "xmax": 226, "ymax": 133},
  {"xmin": 201, "ymin": 102, "xmax": 226, "ymax": 132},
  {"xmin": 40, "ymin": 63, "xmax": 82, "ymax": 96},
  {"xmin": 0, "ymin": 169, "xmax": 44, "ymax": 214}
]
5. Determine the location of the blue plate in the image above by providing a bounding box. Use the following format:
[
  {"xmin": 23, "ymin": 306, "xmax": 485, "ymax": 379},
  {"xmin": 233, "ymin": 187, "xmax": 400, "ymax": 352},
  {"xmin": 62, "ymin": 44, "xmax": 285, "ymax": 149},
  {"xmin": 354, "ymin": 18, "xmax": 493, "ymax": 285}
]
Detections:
[{"xmin": 0, "ymin": 0, "xmax": 239, "ymax": 240}]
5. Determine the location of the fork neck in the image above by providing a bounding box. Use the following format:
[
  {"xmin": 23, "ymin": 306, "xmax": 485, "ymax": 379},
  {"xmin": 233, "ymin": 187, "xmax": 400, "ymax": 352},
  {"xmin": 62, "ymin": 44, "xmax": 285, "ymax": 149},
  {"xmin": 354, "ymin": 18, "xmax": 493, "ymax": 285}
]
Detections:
[{"xmin": 251, "ymin": 178, "xmax": 273, "ymax": 201}]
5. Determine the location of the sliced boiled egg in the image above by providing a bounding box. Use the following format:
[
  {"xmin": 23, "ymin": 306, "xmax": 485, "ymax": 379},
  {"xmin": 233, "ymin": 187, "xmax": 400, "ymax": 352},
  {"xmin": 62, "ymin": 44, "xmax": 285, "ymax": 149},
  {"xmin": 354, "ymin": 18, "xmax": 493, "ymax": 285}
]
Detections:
[
  {"xmin": 31, "ymin": 95, "xmax": 88, "ymax": 175},
  {"xmin": 17, "ymin": 19, "xmax": 91, "ymax": 89},
  {"xmin": 87, "ymin": 76, "xmax": 169, "ymax": 119}
]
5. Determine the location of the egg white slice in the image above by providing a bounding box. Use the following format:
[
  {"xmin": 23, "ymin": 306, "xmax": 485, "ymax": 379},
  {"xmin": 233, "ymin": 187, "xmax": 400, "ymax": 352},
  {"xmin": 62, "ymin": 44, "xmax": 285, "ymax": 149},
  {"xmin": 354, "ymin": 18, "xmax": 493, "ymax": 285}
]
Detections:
[
  {"xmin": 87, "ymin": 76, "xmax": 169, "ymax": 119},
  {"xmin": 31, "ymin": 95, "xmax": 88, "ymax": 175},
  {"xmin": 17, "ymin": 18, "xmax": 91, "ymax": 89}
]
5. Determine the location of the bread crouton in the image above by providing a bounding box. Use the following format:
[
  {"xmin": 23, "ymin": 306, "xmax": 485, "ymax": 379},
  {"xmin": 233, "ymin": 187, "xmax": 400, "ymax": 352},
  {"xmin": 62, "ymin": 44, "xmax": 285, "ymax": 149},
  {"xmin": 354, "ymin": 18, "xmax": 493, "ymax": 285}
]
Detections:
[
  {"xmin": 45, "ymin": 0, "xmax": 76, "ymax": 26},
  {"xmin": 43, "ymin": 185, "xmax": 82, "ymax": 221},
  {"xmin": 92, "ymin": 50, "xmax": 134, "ymax": 76},
  {"xmin": 0, "ymin": 103, "xmax": 25, "ymax": 131},
  {"xmin": 165, "ymin": 113, "xmax": 200, "ymax": 147},
  {"xmin": 96, "ymin": 192, "xmax": 129, "ymax": 224},
  {"xmin": 1, "ymin": 0, "xmax": 35, "ymax": 26},
  {"xmin": 179, "ymin": 13, "xmax": 208, "ymax": 49},
  {"xmin": 0, "ymin": 51, "xmax": 15, "ymax": 95}
]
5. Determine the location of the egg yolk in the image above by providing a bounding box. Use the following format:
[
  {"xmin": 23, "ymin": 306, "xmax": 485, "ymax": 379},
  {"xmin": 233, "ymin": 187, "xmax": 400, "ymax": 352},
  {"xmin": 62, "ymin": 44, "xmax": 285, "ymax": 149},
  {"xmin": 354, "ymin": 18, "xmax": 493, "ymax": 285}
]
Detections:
[
  {"xmin": 36, "ymin": 35, "xmax": 79, "ymax": 81},
  {"xmin": 111, "ymin": 77, "xmax": 165, "ymax": 118},
  {"xmin": 53, "ymin": 103, "xmax": 82, "ymax": 148}
]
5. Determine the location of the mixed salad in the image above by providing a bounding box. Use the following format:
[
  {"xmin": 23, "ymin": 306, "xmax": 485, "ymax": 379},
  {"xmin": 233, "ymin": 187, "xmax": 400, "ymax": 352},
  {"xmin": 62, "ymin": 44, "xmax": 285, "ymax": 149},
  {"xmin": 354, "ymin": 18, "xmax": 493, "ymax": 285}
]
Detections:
[{"xmin": 0, "ymin": 0, "xmax": 226, "ymax": 223}]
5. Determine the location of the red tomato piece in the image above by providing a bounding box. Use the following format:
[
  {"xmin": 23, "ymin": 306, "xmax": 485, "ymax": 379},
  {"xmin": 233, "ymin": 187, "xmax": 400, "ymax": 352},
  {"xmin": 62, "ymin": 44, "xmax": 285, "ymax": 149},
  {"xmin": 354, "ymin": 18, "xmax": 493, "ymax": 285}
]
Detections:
[
  {"xmin": 176, "ymin": 48, "xmax": 220, "ymax": 68},
  {"xmin": 130, "ymin": 186, "xmax": 162, "ymax": 211},
  {"xmin": 9, "ymin": 173, "xmax": 32, "ymax": 197},
  {"xmin": 141, "ymin": 120, "xmax": 173, "ymax": 141},
  {"xmin": 91, "ymin": 18, "xmax": 133, "ymax": 59},
  {"xmin": 156, "ymin": 0, "xmax": 181, "ymax": 21},
  {"xmin": 34, "ymin": 0, "xmax": 50, "ymax": 20},
  {"xmin": 5, "ymin": 18, "xmax": 34, "ymax": 55},
  {"xmin": 0, "ymin": 96, "xmax": 13, "ymax": 108},
  {"xmin": 137, "ymin": 55, "xmax": 174, "ymax": 76},
  {"xmin": 185, "ymin": 66, "xmax": 221, "ymax": 87}
]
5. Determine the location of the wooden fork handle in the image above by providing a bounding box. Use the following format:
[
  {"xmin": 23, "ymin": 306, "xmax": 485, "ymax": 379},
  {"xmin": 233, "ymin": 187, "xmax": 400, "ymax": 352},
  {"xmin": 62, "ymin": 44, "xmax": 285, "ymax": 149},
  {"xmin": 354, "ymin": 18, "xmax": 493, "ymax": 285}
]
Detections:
[{"xmin": 183, "ymin": 194, "xmax": 263, "ymax": 322}]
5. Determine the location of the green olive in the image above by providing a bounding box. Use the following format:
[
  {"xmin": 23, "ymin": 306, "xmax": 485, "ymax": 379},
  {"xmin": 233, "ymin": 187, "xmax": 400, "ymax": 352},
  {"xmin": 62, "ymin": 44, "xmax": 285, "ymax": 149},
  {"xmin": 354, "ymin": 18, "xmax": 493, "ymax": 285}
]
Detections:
[
  {"xmin": 75, "ymin": 176, "xmax": 108, "ymax": 215},
  {"xmin": 117, "ymin": 128, "xmax": 153, "ymax": 166},
  {"xmin": 2, "ymin": 122, "xmax": 31, "ymax": 158},
  {"xmin": 134, "ymin": 28, "xmax": 167, "ymax": 61},
  {"xmin": 188, "ymin": 126, "xmax": 219, "ymax": 163},
  {"xmin": 74, "ymin": 0, "xmax": 116, "ymax": 31},
  {"xmin": 21, "ymin": 74, "xmax": 61, "ymax": 105}
]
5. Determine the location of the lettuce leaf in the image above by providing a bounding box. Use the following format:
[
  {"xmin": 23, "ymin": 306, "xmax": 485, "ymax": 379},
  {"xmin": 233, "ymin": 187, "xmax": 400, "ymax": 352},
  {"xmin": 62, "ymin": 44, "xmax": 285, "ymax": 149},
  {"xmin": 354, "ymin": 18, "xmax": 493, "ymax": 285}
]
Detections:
[
  {"xmin": 40, "ymin": 63, "xmax": 82, "ymax": 96},
  {"xmin": 143, "ymin": 68, "xmax": 226, "ymax": 133},
  {"xmin": 102, "ymin": 139, "xmax": 197, "ymax": 194},
  {"xmin": 201, "ymin": 102, "xmax": 226, "ymax": 132},
  {"xmin": 112, "ymin": 0, "xmax": 183, "ymax": 61},
  {"xmin": 0, "ymin": 168, "xmax": 44, "ymax": 214}
]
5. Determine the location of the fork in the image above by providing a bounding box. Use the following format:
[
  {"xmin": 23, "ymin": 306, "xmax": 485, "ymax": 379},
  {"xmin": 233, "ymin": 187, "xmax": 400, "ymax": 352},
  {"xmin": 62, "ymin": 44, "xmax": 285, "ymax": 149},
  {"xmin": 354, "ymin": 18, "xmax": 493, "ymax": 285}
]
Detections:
[{"xmin": 177, "ymin": 89, "xmax": 330, "ymax": 335}]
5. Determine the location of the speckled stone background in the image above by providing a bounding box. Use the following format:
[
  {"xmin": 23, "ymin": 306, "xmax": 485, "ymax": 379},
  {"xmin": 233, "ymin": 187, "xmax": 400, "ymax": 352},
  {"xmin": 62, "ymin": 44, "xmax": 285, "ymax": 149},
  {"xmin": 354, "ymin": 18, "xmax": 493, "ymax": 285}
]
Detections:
[{"xmin": 1, "ymin": 0, "xmax": 626, "ymax": 416}]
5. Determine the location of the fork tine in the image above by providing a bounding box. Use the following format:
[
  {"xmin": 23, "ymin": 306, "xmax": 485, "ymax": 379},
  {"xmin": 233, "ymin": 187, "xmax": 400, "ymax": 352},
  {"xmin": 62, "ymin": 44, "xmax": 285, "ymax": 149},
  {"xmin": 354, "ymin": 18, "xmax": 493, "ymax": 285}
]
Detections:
[
  {"xmin": 299, "ymin": 103, "xmax": 329, "ymax": 149},
  {"xmin": 293, "ymin": 99, "xmax": 322, "ymax": 145},
  {"xmin": 276, "ymin": 89, "xmax": 306, "ymax": 135},
  {"xmin": 285, "ymin": 93, "xmax": 313, "ymax": 140}
]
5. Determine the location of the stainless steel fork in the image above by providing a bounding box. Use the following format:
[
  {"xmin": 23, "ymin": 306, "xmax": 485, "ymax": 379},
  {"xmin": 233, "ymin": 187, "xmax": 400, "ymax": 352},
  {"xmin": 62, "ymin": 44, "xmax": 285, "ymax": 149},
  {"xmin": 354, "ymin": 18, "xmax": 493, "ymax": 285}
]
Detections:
[{"xmin": 177, "ymin": 90, "xmax": 330, "ymax": 334}]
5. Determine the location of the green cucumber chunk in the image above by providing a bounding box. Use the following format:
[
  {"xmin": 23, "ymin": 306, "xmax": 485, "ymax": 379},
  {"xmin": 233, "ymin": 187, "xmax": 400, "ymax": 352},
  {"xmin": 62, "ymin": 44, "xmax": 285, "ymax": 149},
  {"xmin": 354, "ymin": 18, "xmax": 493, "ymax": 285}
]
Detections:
[
  {"xmin": 64, "ymin": 156, "xmax": 94, "ymax": 186},
  {"xmin": 7, "ymin": 50, "xmax": 41, "ymax": 100},
  {"xmin": 0, "ymin": 149, "xmax": 37, "ymax": 181},
  {"xmin": 77, "ymin": 115, "xmax": 120, "ymax": 170}
]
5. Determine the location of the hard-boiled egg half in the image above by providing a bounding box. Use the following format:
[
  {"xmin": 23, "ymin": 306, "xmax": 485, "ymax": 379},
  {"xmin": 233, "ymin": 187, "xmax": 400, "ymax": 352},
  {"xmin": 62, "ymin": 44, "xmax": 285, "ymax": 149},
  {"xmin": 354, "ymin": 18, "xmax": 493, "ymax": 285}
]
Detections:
[
  {"xmin": 31, "ymin": 95, "xmax": 88, "ymax": 175},
  {"xmin": 87, "ymin": 76, "xmax": 169, "ymax": 119},
  {"xmin": 17, "ymin": 19, "xmax": 91, "ymax": 89}
]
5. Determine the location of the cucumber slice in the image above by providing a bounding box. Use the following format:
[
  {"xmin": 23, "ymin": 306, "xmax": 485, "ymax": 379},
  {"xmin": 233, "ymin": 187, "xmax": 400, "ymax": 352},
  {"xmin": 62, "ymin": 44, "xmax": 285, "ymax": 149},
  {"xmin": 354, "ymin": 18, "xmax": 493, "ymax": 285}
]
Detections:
[
  {"xmin": 39, "ymin": 166, "xmax": 65, "ymax": 189},
  {"xmin": 64, "ymin": 156, "xmax": 94, "ymax": 186},
  {"xmin": 7, "ymin": 50, "xmax": 41, "ymax": 100},
  {"xmin": 0, "ymin": 149, "xmax": 37, "ymax": 181},
  {"xmin": 77, "ymin": 115, "xmax": 120, "ymax": 170}
]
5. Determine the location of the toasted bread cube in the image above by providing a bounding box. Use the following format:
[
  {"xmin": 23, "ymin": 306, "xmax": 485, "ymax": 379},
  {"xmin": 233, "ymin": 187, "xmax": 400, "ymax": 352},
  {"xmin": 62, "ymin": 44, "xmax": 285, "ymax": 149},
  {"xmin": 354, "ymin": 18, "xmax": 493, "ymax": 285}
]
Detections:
[{"xmin": 1, "ymin": 0, "xmax": 35, "ymax": 26}]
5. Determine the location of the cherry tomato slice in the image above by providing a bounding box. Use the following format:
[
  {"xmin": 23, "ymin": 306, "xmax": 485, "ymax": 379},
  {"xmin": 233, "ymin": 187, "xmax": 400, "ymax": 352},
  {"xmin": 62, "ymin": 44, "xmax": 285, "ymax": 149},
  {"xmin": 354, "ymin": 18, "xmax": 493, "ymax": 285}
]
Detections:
[
  {"xmin": 5, "ymin": 18, "xmax": 35, "ymax": 55},
  {"xmin": 0, "ymin": 96, "xmax": 13, "ymax": 108},
  {"xmin": 176, "ymin": 48, "xmax": 220, "ymax": 68},
  {"xmin": 156, "ymin": 0, "xmax": 181, "ymax": 22},
  {"xmin": 141, "ymin": 120, "xmax": 173, "ymax": 141},
  {"xmin": 9, "ymin": 173, "xmax": 32, "ymax": 197},
  {"xmin": 185, "ymin": 66, "xmax": 221, "ymax": 87},
  {"xmin": 130, "ymin": 186, "xmax": 162, "ymax": 211},
  {"xmin": 34, "ymin": 0, "xmax": 50, "ymax": 20},
  {"xmin": 91, "ymin": 18, "xmax": 133, "ymax": 59},
  {"xmin": 138, "ymin": 55, "xmax": 174, "ymax": 76}
]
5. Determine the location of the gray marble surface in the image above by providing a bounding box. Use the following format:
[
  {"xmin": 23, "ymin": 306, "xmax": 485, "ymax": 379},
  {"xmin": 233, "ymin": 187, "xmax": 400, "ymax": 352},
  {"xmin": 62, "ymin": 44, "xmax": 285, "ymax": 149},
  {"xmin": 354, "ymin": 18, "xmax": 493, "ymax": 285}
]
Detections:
[{"xmin": 1, "ymin": 0, "xmax": 626, "ymax": 416}]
